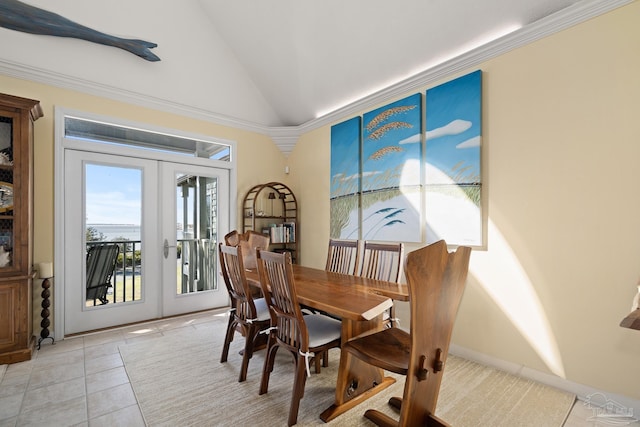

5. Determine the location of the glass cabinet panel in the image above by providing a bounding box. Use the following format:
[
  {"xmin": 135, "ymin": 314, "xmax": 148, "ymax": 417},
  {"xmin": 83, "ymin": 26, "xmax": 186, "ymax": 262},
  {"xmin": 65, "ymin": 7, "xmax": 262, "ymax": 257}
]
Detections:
[{"xmin": 0, "ymin": 115, "xmax": 13, "ymax": 269}]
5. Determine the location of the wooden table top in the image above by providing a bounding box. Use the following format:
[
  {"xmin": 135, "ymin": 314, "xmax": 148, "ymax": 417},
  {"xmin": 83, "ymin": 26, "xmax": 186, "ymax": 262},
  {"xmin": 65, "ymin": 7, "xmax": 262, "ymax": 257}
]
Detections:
[{"xmin": 246, "ymin": 264, "xmax": 408, "ymax": 321}]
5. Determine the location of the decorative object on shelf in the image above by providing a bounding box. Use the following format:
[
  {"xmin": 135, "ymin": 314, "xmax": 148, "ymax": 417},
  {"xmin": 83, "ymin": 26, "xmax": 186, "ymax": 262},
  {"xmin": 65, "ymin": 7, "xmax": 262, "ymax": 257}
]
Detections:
[
  {"xmin": 37, "ymin": 262, "xmax": 55, "ymax": 349},
  {"xmin": 268, "ymin": 192, "xmax": 276, "ymax": 216},
  {"xmin": 0, "ymin": 0, "xmax": 161, "ymax": 62},
  {"xmin": 0, "ymin": 181, "xmax": 13, "ymax": 213},
  {"xmin": 0, "ymin": 246, "xmax": 10, "ymax": 267},
  {"xmin": 0, "ymin": 152, "xmax": 12, "ymax": 165},
  {"xmin": 242, "ymin": 182, "xmax": 298, "ymax": 263}
]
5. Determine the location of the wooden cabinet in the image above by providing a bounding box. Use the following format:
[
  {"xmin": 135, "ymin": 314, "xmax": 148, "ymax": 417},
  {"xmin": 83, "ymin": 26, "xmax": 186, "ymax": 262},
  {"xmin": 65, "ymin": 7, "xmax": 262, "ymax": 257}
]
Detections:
[
  {"xmin": 242, "ymin": 182, "xmax": 298, "ymax": 263},
  {"xmin": 0, "ymin": 93, "xmax": 42, "ymax": 364}
]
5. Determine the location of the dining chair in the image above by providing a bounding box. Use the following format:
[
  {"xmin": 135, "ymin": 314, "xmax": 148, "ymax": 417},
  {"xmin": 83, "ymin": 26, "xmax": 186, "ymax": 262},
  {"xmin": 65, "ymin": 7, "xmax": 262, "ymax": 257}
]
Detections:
[
  {"xmin": 358, "ymin": 241, "xmax": 404, "ymax": 327},
  {"xmin": 256, "ymin": 249, "xmax": 342, "ymax": 426},
  {"xmin": 325, "ymin": 238, "xmax": 361, "ymax": 275},
  {"xmin": 218, "ymin": 243, "xmax": 271, "ymax": 382},
  {"xmin": 342, "ymin": 240, "xmax": 471, "ymax": 427},
  {"xmin": 224, "ymin": 229, "xmax": 271, "ymax": 270}
]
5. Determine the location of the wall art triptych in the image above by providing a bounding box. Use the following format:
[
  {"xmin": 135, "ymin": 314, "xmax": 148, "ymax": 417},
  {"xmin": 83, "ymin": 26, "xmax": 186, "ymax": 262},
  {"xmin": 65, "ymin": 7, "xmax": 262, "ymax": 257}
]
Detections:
[{"xmin": 330, "ymin": 70, "xmax": 482, "ymax": 246}]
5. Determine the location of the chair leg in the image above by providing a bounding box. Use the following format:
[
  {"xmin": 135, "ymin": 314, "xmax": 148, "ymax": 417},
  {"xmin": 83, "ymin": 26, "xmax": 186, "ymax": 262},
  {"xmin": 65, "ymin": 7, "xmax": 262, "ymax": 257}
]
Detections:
[
  {"xmin": 220, "ymin": 316, "xmax": 237, "ymax": 363},
  {"xmin": 239, "ymin": 324, "xmax": 257, "ymax": 382},
  {"xmin": 314, "ymin": 352, "xmax": 322, "ymax": 374},
  {"xmin": 259, "ymin": 339, "xmax": 278, "ymax": 395},
  {"xmin": 388, "ymin": 396, "xmax": 402, "ymax": 410},
  {"xmin": 323, "ymin": 349, "xmax": 329, "ymax": 367},
  {"xmin": 288, "ymin": 354, "xmax": 308, "ymax": 426},
  {"xmin": 364, "ymin": 409, "xmax": 398, "ymax": 427}
]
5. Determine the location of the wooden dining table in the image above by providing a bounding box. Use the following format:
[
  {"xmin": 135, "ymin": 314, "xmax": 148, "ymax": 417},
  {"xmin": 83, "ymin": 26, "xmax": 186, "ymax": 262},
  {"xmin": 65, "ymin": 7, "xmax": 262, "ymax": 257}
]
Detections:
[{"xmin": 246, "ymin": 264, "xmax": 409, "ymax": 423}]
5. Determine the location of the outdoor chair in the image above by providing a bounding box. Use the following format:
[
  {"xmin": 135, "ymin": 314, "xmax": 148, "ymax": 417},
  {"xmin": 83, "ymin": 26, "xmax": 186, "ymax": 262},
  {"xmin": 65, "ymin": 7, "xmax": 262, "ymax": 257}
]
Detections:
[
  {"xmin": 256, "ymin": 249, "xmax": 342, "ymax": 426},
  {"xmin": 342, "ymin": 240, "xmax": 471, "ymax": 426},
  {"xmin": 86, "ymin": 243, "xmax": 120, "ymax": 306},
  {"xmin": 219, "ymin": 243, "xmax": 271, "ymax": 382},
  {"xmin": 358, "ymin": 241, "xmax": 404, "ymax": 328}
]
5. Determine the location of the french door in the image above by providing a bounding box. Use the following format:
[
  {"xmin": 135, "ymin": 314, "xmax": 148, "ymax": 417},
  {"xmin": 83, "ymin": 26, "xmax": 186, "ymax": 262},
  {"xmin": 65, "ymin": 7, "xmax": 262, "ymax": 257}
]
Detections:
[{"xmin": 64, "ymin": 150, "xmax": 229, "ymax": 334}]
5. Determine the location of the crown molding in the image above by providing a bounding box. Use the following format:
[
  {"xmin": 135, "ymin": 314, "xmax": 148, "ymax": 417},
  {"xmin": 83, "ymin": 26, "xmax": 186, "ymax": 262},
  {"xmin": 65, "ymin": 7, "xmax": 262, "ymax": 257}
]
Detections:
[
  {"xmin": 0, "ymin": 0, "xmax": 631, "ymax": 155},
  {"xmin": 0, "ymin": 59, "xmax": 271, "ymax": 135},
  {"xmin": 296, "ymin": 0, "xmax": 633, "ymax": 135}
]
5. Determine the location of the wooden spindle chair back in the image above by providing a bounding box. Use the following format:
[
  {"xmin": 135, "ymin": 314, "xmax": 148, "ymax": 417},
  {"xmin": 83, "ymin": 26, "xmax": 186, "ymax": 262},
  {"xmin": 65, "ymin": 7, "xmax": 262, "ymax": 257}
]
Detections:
[{"xmin": 325, "ymin": 238, "xmax": 361, "ymax": 275}]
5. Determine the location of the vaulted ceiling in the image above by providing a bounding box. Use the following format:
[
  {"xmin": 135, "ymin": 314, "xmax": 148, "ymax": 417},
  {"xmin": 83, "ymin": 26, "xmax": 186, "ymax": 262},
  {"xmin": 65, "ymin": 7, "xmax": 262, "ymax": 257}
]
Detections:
[{"xmin": 0, "ymin": 0, "xmax": 630, "ymax": 153}]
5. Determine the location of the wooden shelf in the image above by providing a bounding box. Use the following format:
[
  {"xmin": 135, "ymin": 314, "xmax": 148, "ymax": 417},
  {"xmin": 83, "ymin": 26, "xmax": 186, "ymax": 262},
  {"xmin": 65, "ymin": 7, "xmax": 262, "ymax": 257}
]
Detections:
[
  {"xmin": 0, "ymin": 93, "xmax": 41, "ymax": 364},
  {"xmin": 242, "ymin": 182, "xmax": 298, "ymax": 263}
]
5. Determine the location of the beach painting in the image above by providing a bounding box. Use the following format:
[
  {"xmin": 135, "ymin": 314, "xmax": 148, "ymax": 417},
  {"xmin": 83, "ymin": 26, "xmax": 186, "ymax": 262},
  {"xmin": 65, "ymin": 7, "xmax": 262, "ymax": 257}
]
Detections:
[
  {"xmin": 425, "ymin": 70, "xmax": 482, "ymax": 246},
  {"xmin": 330, "ymin": 116, "xmax": 361, "ymax": 238},
  {"xmin": 361, "ymin": 93, "xmax": 422, "ymax": 242}
]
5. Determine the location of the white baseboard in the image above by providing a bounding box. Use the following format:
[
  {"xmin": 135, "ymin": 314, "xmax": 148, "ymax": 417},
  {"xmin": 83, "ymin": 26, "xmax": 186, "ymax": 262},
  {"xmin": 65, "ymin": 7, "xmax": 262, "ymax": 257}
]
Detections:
[{"xmin": 449, "ymin": 343, "xmax": 640, "ymax": 417}]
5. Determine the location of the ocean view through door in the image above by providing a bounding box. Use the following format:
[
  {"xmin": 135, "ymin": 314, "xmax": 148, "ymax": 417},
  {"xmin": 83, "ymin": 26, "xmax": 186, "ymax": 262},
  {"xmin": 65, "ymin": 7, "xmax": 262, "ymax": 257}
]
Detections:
[{"xmin": 64, "ymin": 150, "xmax": 229, "ymax": 334}]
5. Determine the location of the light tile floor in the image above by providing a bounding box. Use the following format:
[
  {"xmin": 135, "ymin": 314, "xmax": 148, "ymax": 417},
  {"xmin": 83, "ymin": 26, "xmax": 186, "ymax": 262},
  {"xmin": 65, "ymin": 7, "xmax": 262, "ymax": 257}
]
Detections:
[{"xmin": 0, "ymin": 310, "xmax": 624, "ymax": 426}]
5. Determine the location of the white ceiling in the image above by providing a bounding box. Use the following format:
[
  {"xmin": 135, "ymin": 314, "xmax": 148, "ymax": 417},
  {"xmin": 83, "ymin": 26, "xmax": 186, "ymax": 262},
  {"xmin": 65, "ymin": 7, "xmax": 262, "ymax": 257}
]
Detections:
[{"xmin": 0, "ymin": 0, "xmax": 629, "ymax": 141}]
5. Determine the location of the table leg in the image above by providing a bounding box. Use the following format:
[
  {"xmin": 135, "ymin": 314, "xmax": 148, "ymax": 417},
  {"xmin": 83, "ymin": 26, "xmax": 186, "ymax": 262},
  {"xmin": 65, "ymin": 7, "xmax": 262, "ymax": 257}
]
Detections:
[{"xmin": 319, "ymin": 317, "xmax": 395, "ymax": 422}]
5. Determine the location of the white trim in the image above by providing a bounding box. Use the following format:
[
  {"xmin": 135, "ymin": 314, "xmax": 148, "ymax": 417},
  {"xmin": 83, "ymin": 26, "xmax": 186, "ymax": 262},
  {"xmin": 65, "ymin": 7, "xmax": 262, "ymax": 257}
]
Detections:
[
  {"xmin": 0, "ymin": 0, "xmax": 632, "ymax": 156},
  {"xmin": 53, "ymin": 106, "xmax": 237, "ymax": 338},
  {"xmin": 449, "ymin": 343, "xmax": 640, "ymax": 417}
]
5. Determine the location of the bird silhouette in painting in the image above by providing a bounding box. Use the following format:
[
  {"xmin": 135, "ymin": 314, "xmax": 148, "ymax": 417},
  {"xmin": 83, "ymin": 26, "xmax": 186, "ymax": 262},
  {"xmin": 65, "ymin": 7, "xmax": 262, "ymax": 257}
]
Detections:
[{"xmin": 0, "ymin": 0, "xmax": 160, "ymax": 62}]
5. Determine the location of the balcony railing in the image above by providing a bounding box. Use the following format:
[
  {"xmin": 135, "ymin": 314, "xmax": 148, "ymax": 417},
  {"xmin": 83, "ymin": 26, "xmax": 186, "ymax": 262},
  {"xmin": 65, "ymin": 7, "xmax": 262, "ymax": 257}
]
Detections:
[{"xmin": 86, "ymin": 238, "xmax": 217, "ymax": 307}]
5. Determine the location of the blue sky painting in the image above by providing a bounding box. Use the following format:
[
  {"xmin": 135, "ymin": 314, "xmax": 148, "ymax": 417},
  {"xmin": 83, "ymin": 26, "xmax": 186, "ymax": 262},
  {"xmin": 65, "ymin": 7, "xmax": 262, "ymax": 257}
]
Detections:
[
  {"xmin": 330, "ymin": 116, "xmax": 361, "ymax": 238},
  {"xmin": 425, "ymin": 70, "xmax": 482, "ymax": 246}
]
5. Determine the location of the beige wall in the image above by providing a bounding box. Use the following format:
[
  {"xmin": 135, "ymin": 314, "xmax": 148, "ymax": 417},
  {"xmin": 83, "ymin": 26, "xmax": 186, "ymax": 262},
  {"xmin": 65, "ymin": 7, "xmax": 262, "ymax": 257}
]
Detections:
[{"xmin": 290, "ymin": 2, "xmax": 640, "ymax": 400}]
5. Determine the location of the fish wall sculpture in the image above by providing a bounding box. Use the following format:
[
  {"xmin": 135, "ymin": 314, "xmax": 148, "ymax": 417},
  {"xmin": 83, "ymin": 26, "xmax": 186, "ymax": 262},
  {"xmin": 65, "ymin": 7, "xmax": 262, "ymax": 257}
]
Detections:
[{"xmin": 0, "ymin": 0, "xmax": 160, "ymax": 61}]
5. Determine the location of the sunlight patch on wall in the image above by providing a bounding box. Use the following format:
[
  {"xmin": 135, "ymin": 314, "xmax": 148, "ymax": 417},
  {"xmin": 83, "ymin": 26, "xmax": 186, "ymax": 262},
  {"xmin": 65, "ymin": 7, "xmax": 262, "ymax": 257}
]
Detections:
[
  {"xmin": 401, "ymin": 161, "xmax": 565, "ymax": 378},
  {"xmin": 470, "ymin": 223, "xmax": 566, "ymax": 378}
]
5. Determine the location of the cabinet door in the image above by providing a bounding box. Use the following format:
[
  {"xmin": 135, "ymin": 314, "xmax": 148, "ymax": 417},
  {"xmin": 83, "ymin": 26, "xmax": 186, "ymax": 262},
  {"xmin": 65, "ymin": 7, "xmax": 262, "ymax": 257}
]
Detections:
[
  {"xmin": 0, "ymin": 282, "xmax": 19, "ymax": 348},
  {"xmin": 0, "ymin": 111, "xmax": 16, "ymax": 273}
]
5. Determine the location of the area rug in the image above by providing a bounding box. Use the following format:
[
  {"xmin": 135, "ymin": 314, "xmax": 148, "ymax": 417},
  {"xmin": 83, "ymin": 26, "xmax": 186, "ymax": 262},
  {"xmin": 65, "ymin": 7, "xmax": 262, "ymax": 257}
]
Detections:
[{"xmin": 119, "ymin": 318, "xmax": 575, "ymax": 426}]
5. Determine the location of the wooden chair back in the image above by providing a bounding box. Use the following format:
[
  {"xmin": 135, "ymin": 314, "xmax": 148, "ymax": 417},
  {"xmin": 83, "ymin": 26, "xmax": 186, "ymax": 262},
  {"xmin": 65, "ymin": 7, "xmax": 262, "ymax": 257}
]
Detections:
[
  {"xmin": 224, "ymin": 229, "xmax": 270, "ymax": 270},
  {"xmin": 325, "ymin": 238, "xmax": 361, "ymax": 275},
  {"xmin": 219, "ymin": 243, "xmax": 258, "ymax": 322},
  {"xmin": 256, "ymin": 250, "xmax": 308, "ymax": 352},
  {"xmin": 359, "ymin": 241, "xmax": 404, "ymax": 283},
  {"xmin": 341, "ymin": 240, "xmax": 471, "ymax": 426},
  {"xmin": 401, "ymin": 240, "xmax": 471, "ymax": 426},
  {"xmin": 224, "ymin": 230, "xmax": 241, "ymax": 246},
  {"xmin": 86, "ymin": 243, "xmax": 120, "ymax": 305}
]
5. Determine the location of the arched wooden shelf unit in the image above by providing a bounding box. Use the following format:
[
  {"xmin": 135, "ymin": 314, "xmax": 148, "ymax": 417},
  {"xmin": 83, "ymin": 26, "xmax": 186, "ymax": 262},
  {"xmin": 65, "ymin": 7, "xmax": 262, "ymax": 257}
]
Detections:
[{"xmin": 242, "ymin": 182, "xmax": 298, "ymax": 263}]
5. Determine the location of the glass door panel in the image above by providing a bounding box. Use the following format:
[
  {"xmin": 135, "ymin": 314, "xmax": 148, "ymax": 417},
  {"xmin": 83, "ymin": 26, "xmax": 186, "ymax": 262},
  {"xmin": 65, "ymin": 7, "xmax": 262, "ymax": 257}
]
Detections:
[
  {"xmin": 161, "ymin": 163, "xmax": 229, "ymax": 316},
  {"xmin": 85, "ymin": 163, "xmax": 144, "ymax": 306},
  {"xmin": 176, "ymin": 174, "xmax": 218, "ymax": 295}
]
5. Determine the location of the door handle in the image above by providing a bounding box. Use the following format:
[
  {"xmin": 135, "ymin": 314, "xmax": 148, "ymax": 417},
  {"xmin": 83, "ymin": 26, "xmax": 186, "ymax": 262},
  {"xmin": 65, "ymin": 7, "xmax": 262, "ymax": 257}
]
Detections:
[{"xmin": 163, "ymin": 239, "xmax": 176, "ymax": 259}]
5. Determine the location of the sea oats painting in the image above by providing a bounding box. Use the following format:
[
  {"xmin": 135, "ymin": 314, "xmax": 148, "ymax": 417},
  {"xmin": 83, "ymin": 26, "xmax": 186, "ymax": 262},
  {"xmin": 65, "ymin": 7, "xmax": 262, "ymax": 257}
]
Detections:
[
  {"xmin": 330, "ymin": 116, "xmax": 361, "ymax": 238},
  {"xmin": 361, "ymin": 93, "xmax": 422, "ymax": 242},
  {"xmin": 425, "ymin": 70, "xmax": 482, "ymax": 246}
]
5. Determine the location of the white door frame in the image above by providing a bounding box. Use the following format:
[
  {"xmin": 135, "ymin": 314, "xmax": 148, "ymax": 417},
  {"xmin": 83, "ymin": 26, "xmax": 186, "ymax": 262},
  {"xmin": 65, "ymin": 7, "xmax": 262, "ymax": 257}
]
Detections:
[{"xmin": 53, "ymin": 107, "xmax": 237, "ymax": 339}]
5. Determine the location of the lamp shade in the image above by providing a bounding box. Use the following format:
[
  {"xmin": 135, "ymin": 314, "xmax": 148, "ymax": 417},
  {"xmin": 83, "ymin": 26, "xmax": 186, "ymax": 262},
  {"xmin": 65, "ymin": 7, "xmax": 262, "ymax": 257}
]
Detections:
[
  {"xmin": 268, "ymin": 192, "xmax": 276, "ymax": 199},
  {"xmin": 38, "ymin": 262, "xmax": 54, "ymax": 278}
]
